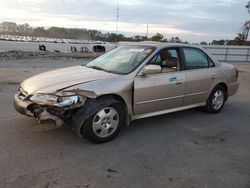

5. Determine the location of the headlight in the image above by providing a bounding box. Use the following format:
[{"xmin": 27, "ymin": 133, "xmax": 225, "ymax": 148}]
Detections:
[
  {"xmin": 56, "ymin": 95, "xmax": 79, "ymax": 107},
  {"xmin": 30, "ymin": 94, "xmax": 57, "ymax": 103},
  {"xmin": 30, "ymin": 94, "xmax": 81, "ymax": 107}
]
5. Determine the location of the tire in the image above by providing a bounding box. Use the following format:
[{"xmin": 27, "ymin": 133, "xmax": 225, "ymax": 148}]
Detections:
[
  {"xmin": 82, "ymin": 103, "xmax": 125, "ymax": 143},
  {"xmin": 206, "ymin": 85, "xmax": 226, "ymax": 114}
]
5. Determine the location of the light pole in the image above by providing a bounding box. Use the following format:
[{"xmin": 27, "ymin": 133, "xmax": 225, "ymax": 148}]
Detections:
[
  {"xmin": 146, "ymin": 24, "xmax": 149, "ymax": 40},
  {"xmin": 246, "ymin": 1, "xmax": 250, "ymax": 14},
  {"xmin": 115, "ymin": 0, "xmax": 119, "ymax": 46},
  {"xmin": 244, "ymin": 1, "xmax": 250, "ymax": 43}
]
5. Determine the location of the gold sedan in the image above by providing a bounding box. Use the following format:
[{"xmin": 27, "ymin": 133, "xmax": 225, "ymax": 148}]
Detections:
[{"xmin": 14, "ymin": 44, "xmax": 239, "ymax": 143}]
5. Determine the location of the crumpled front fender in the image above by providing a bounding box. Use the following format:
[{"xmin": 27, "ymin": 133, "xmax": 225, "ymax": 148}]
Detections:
[{"xmin": 70, "ymin": 96, "xmax": 124, "ymax": 136}]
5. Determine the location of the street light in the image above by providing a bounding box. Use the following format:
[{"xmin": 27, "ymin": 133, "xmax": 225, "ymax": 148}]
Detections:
[{"xmin": 115, "ymin": 0, "xmax": 119, "ymax": 46}]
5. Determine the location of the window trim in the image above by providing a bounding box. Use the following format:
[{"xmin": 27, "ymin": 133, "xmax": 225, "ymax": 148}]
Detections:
[{"xmin": 208, "ymin": 56, "xmax": 215, "ymax": 67}]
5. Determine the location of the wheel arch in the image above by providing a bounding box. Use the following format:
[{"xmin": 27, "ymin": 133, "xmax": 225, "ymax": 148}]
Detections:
[
  {"xmin": 71, "ymin": 93, "xmax": 129, "ymax": 136},
  {"xmin": 96, "ymin": 94, "xmax": 128, "ymax": 113},
  {"xmin": 215, "ymin": 82, "xmax": 228, "ymax": 99},
  {"xmin": 205, "ymin": 82, "xmax": 228, "ymax": 113},
  {"xmin": 207, "ymin": 82, "xmax": 228, "ymax": 102}
]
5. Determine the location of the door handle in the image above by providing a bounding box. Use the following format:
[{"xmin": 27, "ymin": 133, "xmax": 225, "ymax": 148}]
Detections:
[{"xmin": 176, "ymin": 79, "xmax": 184, "ymax": 84}]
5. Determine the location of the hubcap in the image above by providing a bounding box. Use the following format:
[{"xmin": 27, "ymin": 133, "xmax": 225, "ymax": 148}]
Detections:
[
  {"xmin": 212, "ymin": 90, "xmax": 224, "ymax": 110},
  {"xmin": 92, "ymin": 107, "xmax": 119, "ymax": 138}
]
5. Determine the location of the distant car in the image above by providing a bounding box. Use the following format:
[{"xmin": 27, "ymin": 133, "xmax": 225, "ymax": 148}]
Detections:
[{"xmin": 14, "ymin": 44, "xmax": 239, "ymax": 143}]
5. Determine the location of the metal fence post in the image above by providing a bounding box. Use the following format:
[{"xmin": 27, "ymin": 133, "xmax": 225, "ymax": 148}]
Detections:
[
  {"xmin": 246, "ymin": 48, "xmax": 250, "ymax": 62},
  {"xmin": 225, "ymin": 47, "xmax": 228, "ymax": 62}
]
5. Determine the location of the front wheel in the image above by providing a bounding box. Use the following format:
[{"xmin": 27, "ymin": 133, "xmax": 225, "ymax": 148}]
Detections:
[
  {"xmin": 82, "ymin": 103, "xmax": 125, "ymax": 143},
  {"xmin": 206, "ymin": 85, "xmax": 226, "ymax": 114}
]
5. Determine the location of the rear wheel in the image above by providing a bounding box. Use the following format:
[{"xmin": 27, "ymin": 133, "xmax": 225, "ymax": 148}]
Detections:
[
  {"xmin": 206, "ymin": 85, "xmax": 226, "ymax": 113},
  {"xmin": 82, "ymin": 103, "xmax": 125, "ymax": 143}
]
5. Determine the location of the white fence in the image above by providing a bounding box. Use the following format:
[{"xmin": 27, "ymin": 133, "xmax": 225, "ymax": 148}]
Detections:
[
  {"xmin": 200, "ymin": 45, "xmax": 250, "ymax": 63},
  {"xmin": 0, "ymin": 40, "xmax": 116, "ymax": 53},
  {"xmin": 0, "ymin": 40, "xmax": 249, "ymax": 63}
]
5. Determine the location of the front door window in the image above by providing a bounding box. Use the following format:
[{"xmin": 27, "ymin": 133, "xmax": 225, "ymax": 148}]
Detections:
[{"xmin": 148, "ymin": 48, "xmax": 180, "ymax": 73}]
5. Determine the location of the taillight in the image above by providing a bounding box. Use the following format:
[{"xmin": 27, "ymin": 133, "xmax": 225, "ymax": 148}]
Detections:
[{"xmin": 236, "ymin": 68, "xmax": 238, "ymax": 78}]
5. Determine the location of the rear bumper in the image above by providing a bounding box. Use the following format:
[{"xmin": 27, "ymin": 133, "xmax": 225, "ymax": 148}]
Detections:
[{"xmin": 228, "ymin": 82, "xmax": 239, "ymax": 96}]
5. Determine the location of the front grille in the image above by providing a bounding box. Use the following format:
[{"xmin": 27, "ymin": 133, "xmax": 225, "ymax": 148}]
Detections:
[{"xmin": 17, "ymin": 87, "xmax": 28, "ymax": 100}]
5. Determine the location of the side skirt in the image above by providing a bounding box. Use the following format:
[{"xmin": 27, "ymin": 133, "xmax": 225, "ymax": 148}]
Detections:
[{"xmin": 132, "ymin": 102, "xmax": 206, "ymax": 120}]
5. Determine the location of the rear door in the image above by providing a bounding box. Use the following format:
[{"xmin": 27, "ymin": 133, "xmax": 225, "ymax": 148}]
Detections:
[
  {"xmin": 182, "ymin": 47, "xmax": 216, "ymax": 105},
  {"xmin": 134, "ymin": 48, "xmax": 186, "ymax": 116}
]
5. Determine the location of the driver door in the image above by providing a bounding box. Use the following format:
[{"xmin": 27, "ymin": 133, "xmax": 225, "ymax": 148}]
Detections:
[{"xmin": 134, "ymin": 48, "xmax": 186, "ymax": 116}]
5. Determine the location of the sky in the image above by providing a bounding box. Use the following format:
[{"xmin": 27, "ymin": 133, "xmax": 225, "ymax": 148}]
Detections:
[{"xmin": 0, "ymin": 0, "xmax": 249, "ymax": 42}]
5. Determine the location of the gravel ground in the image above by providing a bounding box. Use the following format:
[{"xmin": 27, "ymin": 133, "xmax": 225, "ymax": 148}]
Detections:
[{"xmin": 0, "ymin": 60, "xmax": 250, "ymax": 188}]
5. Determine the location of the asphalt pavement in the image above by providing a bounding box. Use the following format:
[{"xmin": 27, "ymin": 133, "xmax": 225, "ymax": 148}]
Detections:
[{"xmin": 0, "ymin": 61, "xmax": 250, "ymax": 188}]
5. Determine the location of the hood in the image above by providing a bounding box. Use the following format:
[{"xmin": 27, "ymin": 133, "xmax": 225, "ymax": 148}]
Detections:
[{"xmin": 21, "ymin": 65, "xmax": 115, "ymax": 94}]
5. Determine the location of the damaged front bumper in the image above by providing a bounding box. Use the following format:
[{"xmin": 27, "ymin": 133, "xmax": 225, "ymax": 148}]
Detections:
[
  {"xmin": 14, "ymin": 93, "xmax": 34, "ymax": 117},
  {"xmin": 13, "ymin": 87, "xmax": 122, "ymax": 137},
  {"xmin": 14, "ymin": 92, "xmax": 82, "ymax": 127}
]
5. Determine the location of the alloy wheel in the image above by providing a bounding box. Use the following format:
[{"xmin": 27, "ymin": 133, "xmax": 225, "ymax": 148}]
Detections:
[{"xmin": 92, "ymin": 107, "xmax": 119, "ymax": 138}]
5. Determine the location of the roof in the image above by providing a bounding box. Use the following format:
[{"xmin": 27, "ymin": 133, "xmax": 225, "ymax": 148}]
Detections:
[
  {"xmin": 118, "ymin": 41, "xmax": 221, "ymax": 66},
  {"xmin": 119, "ymin": 41, "xmax": 201, "ymax": 49}
]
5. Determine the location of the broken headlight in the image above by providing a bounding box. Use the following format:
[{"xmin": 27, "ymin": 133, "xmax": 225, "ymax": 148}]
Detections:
[{"xmin": 29, "ymin": 94, "xmax": 81, "ymax": 107}]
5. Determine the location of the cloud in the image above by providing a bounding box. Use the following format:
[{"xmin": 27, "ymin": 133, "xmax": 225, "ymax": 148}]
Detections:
[{"xmin": 0, "ymin": 0, "xmax": 249, "ymax": 42}]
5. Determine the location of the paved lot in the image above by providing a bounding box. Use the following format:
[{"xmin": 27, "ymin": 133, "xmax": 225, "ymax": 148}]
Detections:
[{"xmin": 0, "ymin": 60, "xmax": 250, "ymax": 188}]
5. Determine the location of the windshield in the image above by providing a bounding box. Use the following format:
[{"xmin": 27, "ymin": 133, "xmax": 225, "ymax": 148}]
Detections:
[{"xmin": 86, "ymin": 45, "xmax": 156, "ymax": 74}]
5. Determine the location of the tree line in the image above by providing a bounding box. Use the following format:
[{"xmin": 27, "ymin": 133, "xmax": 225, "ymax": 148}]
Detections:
[
  {"xmin": 0, "ymin": 21, "xmax": 248, "ymax": 45},
  {"xmin": 0, "ymin": 22, "xmax": 185, "ymax": 43}
]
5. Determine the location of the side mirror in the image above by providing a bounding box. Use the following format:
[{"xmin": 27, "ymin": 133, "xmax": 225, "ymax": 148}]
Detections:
[{"xmin": 142, "ymin": 64, "xmax": 162, "ymax": 75}]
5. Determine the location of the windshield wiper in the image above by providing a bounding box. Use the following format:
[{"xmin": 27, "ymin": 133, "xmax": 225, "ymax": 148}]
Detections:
[
  {"xmin": 87, "ymin": 65, "xmax": 124, "ymax": 75},
  {"xmin": 87, "ymin": 66, "xmax": 107, "ymax": 72}
]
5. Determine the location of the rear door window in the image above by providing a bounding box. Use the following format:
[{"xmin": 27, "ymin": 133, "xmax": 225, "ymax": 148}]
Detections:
[{"xmin": 183, "ymin": 48, "xmax": 209, "ymax": 70}]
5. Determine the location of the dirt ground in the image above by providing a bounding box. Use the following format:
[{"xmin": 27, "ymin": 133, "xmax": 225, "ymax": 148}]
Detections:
[{"xmin": 0, "ymin": 60, "xmax": 250, "ymax": 188}]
